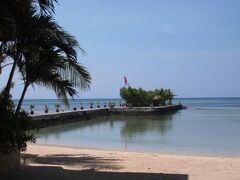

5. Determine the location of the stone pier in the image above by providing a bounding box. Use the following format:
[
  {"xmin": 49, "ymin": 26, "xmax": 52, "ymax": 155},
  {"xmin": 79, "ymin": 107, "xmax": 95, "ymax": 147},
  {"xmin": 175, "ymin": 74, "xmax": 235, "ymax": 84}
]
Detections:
[{"xmin": 33, "ymin": 104, "xmax": 183, "ymax": 128}]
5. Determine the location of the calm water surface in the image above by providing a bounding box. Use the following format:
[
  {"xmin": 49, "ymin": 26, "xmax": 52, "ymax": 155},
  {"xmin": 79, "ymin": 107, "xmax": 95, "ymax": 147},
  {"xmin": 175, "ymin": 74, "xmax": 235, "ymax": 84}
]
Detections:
[{"xmin": 36, "ymin": 98, "xmax": 240, "ymax": 156}]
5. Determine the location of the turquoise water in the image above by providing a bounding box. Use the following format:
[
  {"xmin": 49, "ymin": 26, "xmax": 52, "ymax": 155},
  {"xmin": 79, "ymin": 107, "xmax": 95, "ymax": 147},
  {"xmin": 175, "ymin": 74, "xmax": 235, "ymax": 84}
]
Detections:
[{"xmin": 35, "ymin": 98, "xmax": 240, "ymax": 156}]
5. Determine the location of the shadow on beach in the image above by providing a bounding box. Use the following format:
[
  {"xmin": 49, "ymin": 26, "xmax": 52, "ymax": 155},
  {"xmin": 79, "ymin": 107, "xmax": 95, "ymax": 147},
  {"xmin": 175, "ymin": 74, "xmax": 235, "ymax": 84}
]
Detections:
[{"xmin": 1, "ymin": 153, "xmax": 188, "ymax": 180}]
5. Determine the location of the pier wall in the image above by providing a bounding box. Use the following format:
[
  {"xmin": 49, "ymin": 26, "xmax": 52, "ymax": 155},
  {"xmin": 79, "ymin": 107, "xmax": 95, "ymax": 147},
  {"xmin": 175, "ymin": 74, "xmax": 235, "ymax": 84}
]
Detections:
[{"xmin": 33, "ymin": 105, "xmax": 183, "ymax": 128}]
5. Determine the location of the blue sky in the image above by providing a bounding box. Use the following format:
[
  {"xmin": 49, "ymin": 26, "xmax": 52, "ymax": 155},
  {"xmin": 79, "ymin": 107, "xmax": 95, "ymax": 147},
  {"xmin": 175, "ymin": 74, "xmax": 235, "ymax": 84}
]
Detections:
[{"xmin": 1, "ymin": 0, "xmax": 240, "ymax": 98}]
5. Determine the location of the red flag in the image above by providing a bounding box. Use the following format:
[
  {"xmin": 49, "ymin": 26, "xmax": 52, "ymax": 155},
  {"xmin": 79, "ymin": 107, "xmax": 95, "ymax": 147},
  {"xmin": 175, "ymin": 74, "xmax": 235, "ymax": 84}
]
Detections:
[{"xmin": 124, "ymin": 76, "xmax": 128, "ymax": 84}]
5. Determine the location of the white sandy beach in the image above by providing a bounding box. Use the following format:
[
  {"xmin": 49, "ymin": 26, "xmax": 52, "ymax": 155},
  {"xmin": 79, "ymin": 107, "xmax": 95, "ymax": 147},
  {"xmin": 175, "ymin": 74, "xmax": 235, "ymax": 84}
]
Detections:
[{"xmin": 2, "ymin": 144, "xmax": 239, "ymax": 180}]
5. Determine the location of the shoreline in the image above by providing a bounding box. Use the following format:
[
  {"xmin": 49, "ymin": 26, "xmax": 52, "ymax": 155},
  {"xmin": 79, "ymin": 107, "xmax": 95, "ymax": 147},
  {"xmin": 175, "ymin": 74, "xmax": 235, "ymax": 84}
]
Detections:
[
  {"xmin": 28, "ymin": 143, "xmax": 240, "ymax": 159},
  {"xmin": 33, "ymin": 143, "xmax": 240, "ymax": 158},
  {"xmin": 9, "ymin": 143, "xmax": 240, "ymax": 180}
]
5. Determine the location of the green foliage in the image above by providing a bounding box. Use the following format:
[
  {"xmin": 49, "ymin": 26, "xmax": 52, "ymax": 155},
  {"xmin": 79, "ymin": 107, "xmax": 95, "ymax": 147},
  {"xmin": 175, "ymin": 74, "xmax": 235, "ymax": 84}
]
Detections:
[
  {"xmin": 0, "ymin": 93, "xmax": 36, "ymax": 153},
  {"xmin": 120, "ymin": 87, "xmax": 175, "ymax": 107},
  {"xmin": 1, "ymin": 0, "xmax": 91, "ymax": 110},
  {"xmin": 30, "ymin": 104, "xmax": 35, "ymax": 111},
  {"xmin": 55, "ymin": 103, "xmax": 60, "ymax": 108},
  {"xmin": 108, "ymin": 102, "xmax": 116, "ymax": 109},
  {"xmin": 120, "ymin": 87, "xmax": 152, "ymax": 107},
  {"xmin": 0, "ymin": 0, "xmax": 91, "ymax": 154}
]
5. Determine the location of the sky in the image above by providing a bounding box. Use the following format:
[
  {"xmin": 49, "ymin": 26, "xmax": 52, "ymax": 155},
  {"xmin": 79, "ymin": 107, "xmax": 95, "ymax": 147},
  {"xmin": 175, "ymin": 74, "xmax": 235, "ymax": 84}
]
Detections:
[{"xmin": 1, "ymin": 0, "xmax": 240, "ymax": 99}]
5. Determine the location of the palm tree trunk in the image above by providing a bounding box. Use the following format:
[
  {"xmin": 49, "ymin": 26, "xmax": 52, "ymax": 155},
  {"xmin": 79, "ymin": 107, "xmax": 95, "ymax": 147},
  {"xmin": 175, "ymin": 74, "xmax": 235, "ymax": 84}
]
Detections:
[
  {"xmin": 4, "ymin": 59, "xmax": 17, "ymax": 97},
  {"xmin": 15, "ymin": 82, "xmax": 29, "ymax": 115}
]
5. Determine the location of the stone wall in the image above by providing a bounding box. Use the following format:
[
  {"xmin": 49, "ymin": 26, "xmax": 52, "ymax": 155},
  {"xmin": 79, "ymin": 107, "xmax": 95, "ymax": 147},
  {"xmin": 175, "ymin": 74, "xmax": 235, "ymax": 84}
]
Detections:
[
  {"xmin": 110, "ymin": 105, "xmax": 183, "ymax": 116},
  {"xmin": 33, "ymin": 105, "xmax": 183, "ymax": 129},
  {"xmin": 34, "ymin": 108, "xmax": 111, "ymax": 128}
]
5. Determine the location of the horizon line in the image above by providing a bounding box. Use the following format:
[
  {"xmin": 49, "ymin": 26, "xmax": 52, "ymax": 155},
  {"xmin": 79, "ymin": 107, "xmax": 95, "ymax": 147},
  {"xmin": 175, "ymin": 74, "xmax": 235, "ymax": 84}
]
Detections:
[{"xmin": 13, "ymin": 96, "xmax": 240, "ymax": 100}]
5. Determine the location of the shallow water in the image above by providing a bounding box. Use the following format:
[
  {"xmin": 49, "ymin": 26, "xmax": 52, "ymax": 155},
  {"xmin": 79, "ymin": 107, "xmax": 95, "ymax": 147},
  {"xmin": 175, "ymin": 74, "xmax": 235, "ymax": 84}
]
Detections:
[{"xmin": 36, "ymin": 100, "xmax": 240, "ymax": 156}]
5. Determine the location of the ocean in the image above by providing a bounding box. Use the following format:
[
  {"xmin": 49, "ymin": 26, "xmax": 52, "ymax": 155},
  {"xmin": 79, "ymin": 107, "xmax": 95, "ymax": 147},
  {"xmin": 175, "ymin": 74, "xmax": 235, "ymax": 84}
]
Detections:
[
  {"xmin": 16, "ymin": 97, "xmax": 240, "ymax": 114},
  {"xmin": 24, "ymin": 97, "xmax": 240, "ymax": 156}
]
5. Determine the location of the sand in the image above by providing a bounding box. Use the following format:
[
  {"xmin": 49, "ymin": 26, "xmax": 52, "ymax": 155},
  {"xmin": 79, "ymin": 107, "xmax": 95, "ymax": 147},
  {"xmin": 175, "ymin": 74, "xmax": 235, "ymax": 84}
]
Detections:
[{"xmin": 2, "ymin": 144, "xmax": 240, "ymax": 180}]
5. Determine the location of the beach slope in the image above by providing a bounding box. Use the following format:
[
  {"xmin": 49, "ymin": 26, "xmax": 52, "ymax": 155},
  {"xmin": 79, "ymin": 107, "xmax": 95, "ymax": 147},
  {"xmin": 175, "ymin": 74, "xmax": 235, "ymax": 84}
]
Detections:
[{"xmin": 1, "ymin": 144, "xmax": 240, "ymax": 180}]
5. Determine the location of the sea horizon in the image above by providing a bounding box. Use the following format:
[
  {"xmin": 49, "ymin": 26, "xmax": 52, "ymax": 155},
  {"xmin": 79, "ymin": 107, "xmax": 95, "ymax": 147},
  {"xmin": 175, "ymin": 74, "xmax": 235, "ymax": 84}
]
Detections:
[{"xmin": 13, "ymin": 96, "xmax": 240, "ymax": 100}]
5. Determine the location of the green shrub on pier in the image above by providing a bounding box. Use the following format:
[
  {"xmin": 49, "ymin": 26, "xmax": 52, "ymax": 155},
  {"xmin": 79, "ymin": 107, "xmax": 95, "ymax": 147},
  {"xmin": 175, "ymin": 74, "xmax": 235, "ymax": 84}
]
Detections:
[{"xmin": 120, "ymin": 87, "xmax": 175, "ymax": 107}]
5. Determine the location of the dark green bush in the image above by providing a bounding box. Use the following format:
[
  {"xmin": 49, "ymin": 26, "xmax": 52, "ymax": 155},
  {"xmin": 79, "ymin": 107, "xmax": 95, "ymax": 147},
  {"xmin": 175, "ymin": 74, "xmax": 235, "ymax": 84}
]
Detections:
[
  {"xmin": 120, "ymin": 87, "xmax": 175, "ymax": 107},
  {"xmin": 0, "ymin": 93, "xmax": 36, "ymax": 153}
]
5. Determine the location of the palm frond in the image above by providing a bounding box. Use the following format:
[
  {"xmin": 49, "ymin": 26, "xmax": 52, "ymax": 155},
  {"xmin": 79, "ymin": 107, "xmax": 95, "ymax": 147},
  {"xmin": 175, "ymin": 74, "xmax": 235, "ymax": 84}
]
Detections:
[
  {"xmin": 60, "ymin": 62, "xmax": 91, "ymax": 91},
  {"xmin": 32, "ymin": 0, "xmax": 58, "ymax": 14},
  {"xmin": 35, "ymin": 72, "xmax": 77, "ymax": 107}
]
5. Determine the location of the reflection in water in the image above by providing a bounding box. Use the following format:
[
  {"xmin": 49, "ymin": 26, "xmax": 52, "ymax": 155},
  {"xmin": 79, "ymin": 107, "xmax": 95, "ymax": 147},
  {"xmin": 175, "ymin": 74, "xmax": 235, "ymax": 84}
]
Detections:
[
  {"xmin": 36, "ymin": 114, "xmax": 174, "ymax": 142},
  {"xmin": 120, "ymin": 114, "xmax": 173, "ymax": 139},
  {"xmin": 118, "ymin": 115, "xmax": 173, "ymax": 150},
  {"xmin": 35, "ymin": 109, "xmax": 240, "ymax": 156},
  {"xmin": 36, "ymin": 118, "xmax": 108, "ymax": 140}
]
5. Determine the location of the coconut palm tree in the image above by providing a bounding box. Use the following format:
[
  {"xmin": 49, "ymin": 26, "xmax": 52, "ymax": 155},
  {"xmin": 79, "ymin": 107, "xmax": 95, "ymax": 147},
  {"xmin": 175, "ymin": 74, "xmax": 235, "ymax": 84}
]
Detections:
[
  {"xmin": 0, "ymin": 0, "xmax": 59, "ymax": 97},
  {"xmin": 14, "ymin": 31, "xmax": 91, "ymax": 114},
  {"xmin": 0, "ymin": 0, "xmax": 91, "ymax": 148},
  {"xmin": 0, "ymin": 5, "xmax": 91, "ymax": 114},
  {"xmin": 0, "ymin": 0, "xmax": 91, "ymax": 171},
  {"xmin": 164, "ymin": 89, "xmax": 175, "ymax": 105},
  {"xmin": 0, "ymin": 0, "xmax": 57, "ymax": 40}
]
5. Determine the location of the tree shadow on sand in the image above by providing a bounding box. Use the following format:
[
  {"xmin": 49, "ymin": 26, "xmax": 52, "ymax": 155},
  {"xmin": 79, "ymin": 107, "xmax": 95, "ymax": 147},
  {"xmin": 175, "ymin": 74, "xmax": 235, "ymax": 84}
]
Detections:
[
  {"xmin": 1, "ymin": 153, "xmax": 188, "ymax": 180},
  {"xmin": 21, "ymin": 153, "xmax": 123, "ymax": 170}
]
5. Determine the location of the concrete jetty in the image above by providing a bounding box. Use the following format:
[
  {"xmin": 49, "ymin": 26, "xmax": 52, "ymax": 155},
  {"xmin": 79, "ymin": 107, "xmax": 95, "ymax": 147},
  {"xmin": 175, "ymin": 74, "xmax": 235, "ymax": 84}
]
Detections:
[{"xmin": 33, "ymin": 104, "xmax": 183, "ymax": 128}]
